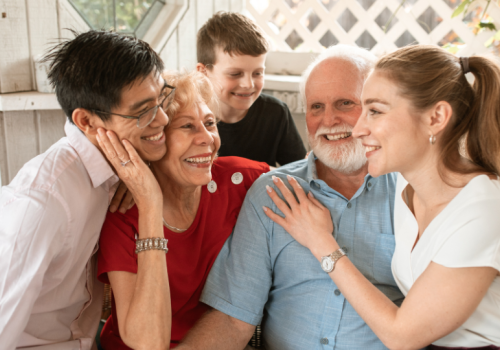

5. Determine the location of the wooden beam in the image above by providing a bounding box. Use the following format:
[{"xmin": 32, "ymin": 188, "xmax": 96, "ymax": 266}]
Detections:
[{"xmin": 0, "ymin": 92, "xmax": 61, "ymax": 112}]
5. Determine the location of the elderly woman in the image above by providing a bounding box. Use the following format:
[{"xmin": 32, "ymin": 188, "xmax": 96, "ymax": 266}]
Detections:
[
  {"xmin": 264, "ymin": 45, "xmax": 500, "ymax": 349},
  {"xmin": 96, "ymin": 70, "xmax": 270, "ymax": 349}
]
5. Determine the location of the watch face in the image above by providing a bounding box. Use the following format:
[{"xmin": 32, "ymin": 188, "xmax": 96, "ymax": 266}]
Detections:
[{"xmin": 321, "ymin": 257, "xmax": 334, "ymax": 272}]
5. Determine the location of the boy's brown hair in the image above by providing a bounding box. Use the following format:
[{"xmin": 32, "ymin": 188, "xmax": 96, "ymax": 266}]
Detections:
[{"xmin": 197, "ymin": 11, "xmax": 269, "ymax": 66}]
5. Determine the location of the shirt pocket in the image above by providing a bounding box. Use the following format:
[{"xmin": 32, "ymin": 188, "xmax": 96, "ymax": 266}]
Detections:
[{"xmin": 372, "ymin": 233, "xmax": 397, "ymax": 286}]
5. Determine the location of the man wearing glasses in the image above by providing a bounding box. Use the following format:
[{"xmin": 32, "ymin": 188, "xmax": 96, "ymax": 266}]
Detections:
[{"xmin": 0, "ymin": 30, "xmax": 173, "ymax": 350}]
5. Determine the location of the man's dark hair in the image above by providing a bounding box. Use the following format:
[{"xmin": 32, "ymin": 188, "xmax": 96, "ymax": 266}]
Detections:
[{"xmin": 44, "ymin": 30, "xmax": 164, "ymax": 123}]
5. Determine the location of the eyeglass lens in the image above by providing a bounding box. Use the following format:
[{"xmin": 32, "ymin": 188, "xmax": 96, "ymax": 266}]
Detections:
[{"xmin": 137, "ymin": 88, "xmax": 175, "ymax": 129}]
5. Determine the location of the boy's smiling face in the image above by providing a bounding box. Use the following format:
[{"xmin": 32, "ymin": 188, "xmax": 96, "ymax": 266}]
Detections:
[{"xmin": 201, "ymin": 47, "xmax": 266, "ymax": 122}]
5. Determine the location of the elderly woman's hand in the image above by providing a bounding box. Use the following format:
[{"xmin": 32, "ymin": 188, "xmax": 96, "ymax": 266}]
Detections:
[
  {"xmin": 96, "ymin": 128, "xmax": 162, "ymax": 210},
  {"xmin": 263, "ymin": 175, "xmax": 338, "ymax": 257}
]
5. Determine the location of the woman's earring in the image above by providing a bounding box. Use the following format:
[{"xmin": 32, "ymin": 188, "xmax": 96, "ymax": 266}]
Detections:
[{"xmin": 429, "ymin": 134, "xmax": 436, "ymax": 145}]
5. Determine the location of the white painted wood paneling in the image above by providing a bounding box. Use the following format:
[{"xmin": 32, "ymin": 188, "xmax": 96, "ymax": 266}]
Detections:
[
  {"xmin": 37, "ymin": 110, "xmax": 66, "ymax": 153},
  {"xmin": 143, "ymin": 0, "xmax": 189, "ymax": 54},
  {"xmin": 159, "ymin": 0, "xmax": 246, "ymax": 70},
  {"xmin": 3, "ymin": 111, "xmax": 39, "ymax": 182},
  {"xmin": 0, "ymin": 112, "xmax": 8, "ymax": 186},
  {"xmin": 230, "ymin": 0, "xmax": 244, "ymax": 13},
  {"xmin": 162, "ymin": 32, "xmax": 179, "ymax": 71},
  {"xmin": 0, "ymin": 91, "xmax": 60, "ymax": 111},
  {"xmin": 26, "ymin": 0, "xmax": 59, "ymax": 90},
  {"xmin": 214, "ymin": 0, "xmax": 230, "ymax": 13},
  {"xmin": 177, "ymin": 1, "xmax": 198, "ymax": 71},
  {"xmin": 0, "ymin": 0, "xmax": 32, "ymax": 93},
  {"xmin": 196, "ymin": 0, "xmax": 214, "ymax": 31},
  {"xmin": 0, "ymin": 109, "xmax": 66, "ymax": 185},
  {"xmin": 57, "ymin": 0, "xmax": 90, "ymax": 39}
]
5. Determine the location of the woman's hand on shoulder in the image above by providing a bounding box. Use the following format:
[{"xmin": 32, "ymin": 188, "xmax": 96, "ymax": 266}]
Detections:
[
  {"xmin": 263, "ymin": 175, "xmax": 337, "ymax": 257},
  {"xmin": 96, "ymin": 128, "xmax": 162, "ymax": 209}
]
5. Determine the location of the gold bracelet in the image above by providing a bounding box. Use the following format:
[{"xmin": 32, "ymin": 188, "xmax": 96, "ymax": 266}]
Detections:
[{"xmin": 135, "ymin": 237, "xmax": 168, "ymax": 254}]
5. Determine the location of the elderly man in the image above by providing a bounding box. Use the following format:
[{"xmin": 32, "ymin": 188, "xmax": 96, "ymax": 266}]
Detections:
[{"xmin": 177, "ymin": 44, "xmax": 403, "ymax": 350}]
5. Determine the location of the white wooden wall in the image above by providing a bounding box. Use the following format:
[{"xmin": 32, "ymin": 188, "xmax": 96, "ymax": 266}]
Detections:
[
  {"xmin": 0, "ymin": 110, "xmax": 66, "ymax": 185},
  {"xmin": 161, "ymin": 0, "xmax": 244, "ymax": 71},
  {"xmin": 0, "ymin": 0, "xmax": 244, "ymax": 186}
]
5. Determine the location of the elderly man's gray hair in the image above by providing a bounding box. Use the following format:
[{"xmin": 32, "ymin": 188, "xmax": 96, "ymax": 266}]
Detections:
[{"xmin": 299, "ymin": 44, "xmax": 377, "ymax": 106}]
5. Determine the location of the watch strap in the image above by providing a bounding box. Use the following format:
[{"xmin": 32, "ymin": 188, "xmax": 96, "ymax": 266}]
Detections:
[{"xmin": 321, "ymin": 248, "xmax": 346, "ymax": 273}]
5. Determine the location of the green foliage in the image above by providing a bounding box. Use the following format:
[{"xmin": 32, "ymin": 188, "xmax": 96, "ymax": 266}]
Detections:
[
  {"xmin": 484, "ymin": 29, "xmax": 500, "ymax": 46},
  {"xmin": 69, "ymin": 0, "xmax": 155, "ymax": 34},
  {"xmin": 451, "ymin": 0, "xmax": 475, "ymax": 18},
  {"xmin": 478, "ymin": 21, "xmax": 497, "ymax": 31},
  {"xmin": 450, "ymin": 0, "xmax": 500, "ymax": 48},
  {"xmin": 442, "ymin": 42, "xmax": 462, "ymax": 54}
]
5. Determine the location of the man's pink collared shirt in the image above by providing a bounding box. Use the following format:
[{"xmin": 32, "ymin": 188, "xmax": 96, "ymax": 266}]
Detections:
[{"xmin": 0, "ymin": 121, "xmax": 119, "ymax": 350}]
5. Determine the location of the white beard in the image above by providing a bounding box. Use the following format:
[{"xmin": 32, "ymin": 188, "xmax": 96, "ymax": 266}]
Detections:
[{"xmin": 308, "ymin": 124, "xmax": 367, "ymax": 174}]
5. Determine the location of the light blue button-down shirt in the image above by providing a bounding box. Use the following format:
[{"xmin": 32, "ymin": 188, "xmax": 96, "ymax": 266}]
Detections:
[{"xmin": 201, "ymin": 153, "xmax": 404, "ymax": 350}]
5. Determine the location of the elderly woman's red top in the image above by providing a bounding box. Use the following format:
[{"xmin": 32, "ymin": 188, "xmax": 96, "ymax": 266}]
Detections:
[{"xmin": 97, "ymin": 156, "xmax": 270, "ymax": 349}]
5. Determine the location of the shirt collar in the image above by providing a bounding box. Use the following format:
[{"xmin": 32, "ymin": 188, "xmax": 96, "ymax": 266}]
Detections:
[
  {"xmin": 305, "ymin": 151, "xmax": 319, "ymax": 182},
  {"xmin": 306, "ymin": 151, "xmax": 378, "ymax": 197},
  {"xmin": 65, "ymin": 121, "xmax": 118, "ymax": 189}
]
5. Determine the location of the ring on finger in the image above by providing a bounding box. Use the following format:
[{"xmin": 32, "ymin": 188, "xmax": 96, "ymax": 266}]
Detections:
[{"xmin": 120, "ymin": 159, "xmax": 131, "ymax": 167}]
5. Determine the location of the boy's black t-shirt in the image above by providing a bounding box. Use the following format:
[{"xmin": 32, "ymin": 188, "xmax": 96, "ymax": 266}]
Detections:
[{"xmin": 217, "ymin": 94, "xmax": 307, "ymax": 166}]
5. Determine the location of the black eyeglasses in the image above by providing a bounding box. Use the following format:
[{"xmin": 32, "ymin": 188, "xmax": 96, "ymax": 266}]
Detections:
[{"xmin": 92, "ymin": 84, "xmax": 176, "ymax": 129}]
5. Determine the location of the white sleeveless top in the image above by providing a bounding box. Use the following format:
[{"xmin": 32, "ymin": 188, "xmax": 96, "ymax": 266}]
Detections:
[{"xmin": 392, "ymin": 173, "xmax": 500, "ymax": 347}]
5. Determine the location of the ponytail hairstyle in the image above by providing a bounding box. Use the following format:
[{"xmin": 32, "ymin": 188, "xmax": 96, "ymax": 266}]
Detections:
[{"xmin": 375, "ymin": 44, "xmax": 500, "ymax": 180}]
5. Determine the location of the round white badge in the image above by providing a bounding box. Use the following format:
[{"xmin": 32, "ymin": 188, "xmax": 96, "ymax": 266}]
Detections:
[
  {"xmin": 207, "ymin": 180, "xmax": 217, "ymax": 193},
  {"xmin": 231, "ymin": 172, "xmax": 243, "ymax": 185}
]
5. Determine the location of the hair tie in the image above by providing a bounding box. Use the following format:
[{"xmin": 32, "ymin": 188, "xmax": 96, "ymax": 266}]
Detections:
[{"xmin": 460, "ymin": 57, "xmax": 470, "ymax": 74}]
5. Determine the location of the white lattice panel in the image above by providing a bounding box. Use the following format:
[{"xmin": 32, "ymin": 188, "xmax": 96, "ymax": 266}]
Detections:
[{"xmin": 246, "ymin": 0, "xmax": 500, "ymax": 56}]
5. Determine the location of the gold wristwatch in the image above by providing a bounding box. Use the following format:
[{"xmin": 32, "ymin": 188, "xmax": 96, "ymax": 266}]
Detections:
[{"xmin": 320, "ymin": 248, "xmax": 346, "ymax": 273}]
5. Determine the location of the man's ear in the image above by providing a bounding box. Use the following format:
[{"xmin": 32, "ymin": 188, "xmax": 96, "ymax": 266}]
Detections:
[
  {"xmin": 196, "ymin": 63, "xmax": 208, "ymax": 75},
  {"xmin": 428, "ymin": 101, "xmax": 453, "ymax": 136},
  {"xmin": 72, "ymin": 108, "xmax": 106, "ymax": 136}
]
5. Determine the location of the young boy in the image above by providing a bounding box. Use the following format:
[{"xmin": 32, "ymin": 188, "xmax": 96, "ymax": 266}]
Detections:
[{"xmin": 196, "ymin": 12, "xmax": 307, "ymax": 167}]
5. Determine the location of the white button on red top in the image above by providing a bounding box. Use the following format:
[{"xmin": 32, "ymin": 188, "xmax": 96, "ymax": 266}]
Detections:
[
  {"xmin": 207, "ymin": 180, "xmax": 217, "ymax": 193},
  {"xmin": 231, "ymin": 172, "xmax": 243, "ymax": 185}
]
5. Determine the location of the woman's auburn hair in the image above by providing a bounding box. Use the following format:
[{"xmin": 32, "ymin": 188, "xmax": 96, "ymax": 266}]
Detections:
[
  {"xmin": 375, "ymin": 44, "xmax": 500, "ymax": 179},
  {"xmin": 162, "ymin": 69, "xmax": 220, "ymax": 120}
]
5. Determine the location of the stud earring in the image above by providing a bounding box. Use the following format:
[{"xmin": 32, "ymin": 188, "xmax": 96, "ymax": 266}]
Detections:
[{"xmin": 429, "ymin": 134, "xmax": 436, "ymax": 145}]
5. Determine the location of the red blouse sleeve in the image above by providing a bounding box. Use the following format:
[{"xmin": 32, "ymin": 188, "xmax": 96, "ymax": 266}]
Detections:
[
  {"xmin": 242, "ymin": 160, "xmax": 270, "ymax": 190},
  {"xmin": 97, "ymin": 208, "xmax": 139, "ymax": 284}
]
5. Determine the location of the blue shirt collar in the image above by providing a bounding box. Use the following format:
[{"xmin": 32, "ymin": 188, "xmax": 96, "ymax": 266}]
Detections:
[{"xmin": 306, "ymin": 151, "xmax": 378, "ymax": 200}]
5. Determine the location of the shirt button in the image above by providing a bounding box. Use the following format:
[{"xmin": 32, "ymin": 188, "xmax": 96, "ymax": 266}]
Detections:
[
  {"xmin": 231, "ymin": 172, "xmax": 243, "ymax": 185},
  {"xmin": 346, "ymin": 202, "xmax": 352, "ymax": 208},
  {"xmin": 334, "ymin": 289, "xmax": 341, "ymax": 296},
  {"xmin": 368, "ymin": 182, "xmax": 372, "ymax": 187},
  {"xmin": 320, "ymin": 337, "xmax": 329, "ymax": 345},
  {"xmin": 207, "ymin": 180, "xmax": 217, "ymax": 193}
]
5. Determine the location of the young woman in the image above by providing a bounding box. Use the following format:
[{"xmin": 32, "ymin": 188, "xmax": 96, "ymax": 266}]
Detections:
[
  {"xmin": 96, "ymin": 70, "xmax": 269, "ymax": 349},
  {"xmin": 263, "ymin": 45, "xmax": 500, "ymax": 349}
]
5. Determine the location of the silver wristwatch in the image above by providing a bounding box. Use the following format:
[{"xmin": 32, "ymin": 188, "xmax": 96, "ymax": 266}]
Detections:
[{"xmin": 320, "ymin": 248, "xmax": 346, "ymax": 273}]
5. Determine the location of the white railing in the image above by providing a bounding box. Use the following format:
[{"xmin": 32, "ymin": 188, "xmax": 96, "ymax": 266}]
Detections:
[{"xmin": 246, "ymin": 0, "xmax": 500, "ymax": 57}]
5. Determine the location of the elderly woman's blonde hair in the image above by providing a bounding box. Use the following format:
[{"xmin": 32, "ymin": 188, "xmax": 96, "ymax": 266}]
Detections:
[{"xmin": 162, "ymin": 70, "xmax": 219, "ymax": 120}]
